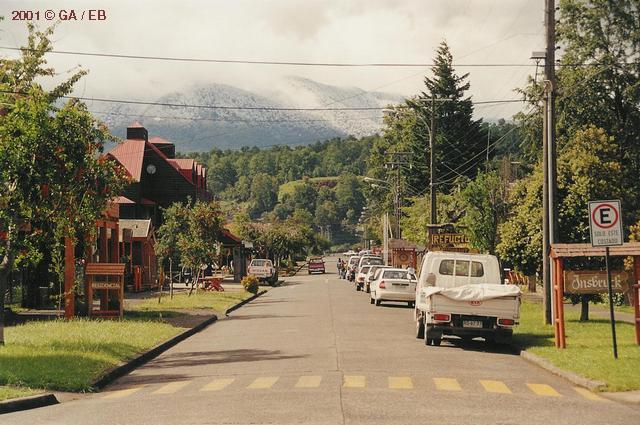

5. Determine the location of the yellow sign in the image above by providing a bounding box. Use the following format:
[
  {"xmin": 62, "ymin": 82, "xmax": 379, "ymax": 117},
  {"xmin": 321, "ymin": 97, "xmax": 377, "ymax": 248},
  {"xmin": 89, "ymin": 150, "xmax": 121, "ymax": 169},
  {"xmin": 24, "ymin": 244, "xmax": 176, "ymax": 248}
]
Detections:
[{"xmin": 429, "ymin": 233, "xmax": 470, "ymax": 251}]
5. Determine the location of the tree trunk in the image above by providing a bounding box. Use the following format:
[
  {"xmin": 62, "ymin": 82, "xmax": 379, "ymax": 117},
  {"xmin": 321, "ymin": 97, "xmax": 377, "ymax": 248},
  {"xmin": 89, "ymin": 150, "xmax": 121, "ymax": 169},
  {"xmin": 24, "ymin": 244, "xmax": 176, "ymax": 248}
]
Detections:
[
  {"xmin": 169, "ymin": 258, "xmax": 174, "ymax": 300},
  {"xmin": 580, "ymin": 296, "xmax": 589, "ymax": 321},
  {"xmin": 0, "ymin": 225, "xmax": 17, "ymax": 345}
]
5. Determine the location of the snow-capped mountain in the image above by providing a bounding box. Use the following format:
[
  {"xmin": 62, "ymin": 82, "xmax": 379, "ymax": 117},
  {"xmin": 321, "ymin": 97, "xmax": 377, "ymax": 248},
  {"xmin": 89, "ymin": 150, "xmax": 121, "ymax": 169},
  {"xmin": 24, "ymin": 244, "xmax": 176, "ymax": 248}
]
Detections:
[{"xmin": 97, "ymin": 77, "xmax": 404, "ymax": 152}]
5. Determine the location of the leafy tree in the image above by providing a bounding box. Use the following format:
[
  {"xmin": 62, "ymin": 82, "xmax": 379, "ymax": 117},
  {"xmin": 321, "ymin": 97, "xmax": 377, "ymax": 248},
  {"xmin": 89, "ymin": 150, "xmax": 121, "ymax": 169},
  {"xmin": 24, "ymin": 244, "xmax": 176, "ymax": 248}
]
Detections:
[
  {"xmin": 0, "ymin": 24, "xmax": 127, "ymax": 344},
  {"xmin": 155, "ymin": 202, "xmax": 189, "ymax": 298},
  {"xmin": 249, "ymin": 173, "xmax": 278, "ymax": 218},
  {"xmin": 460, "ymin": 171, "xmax": 509, "ymax": 254}
]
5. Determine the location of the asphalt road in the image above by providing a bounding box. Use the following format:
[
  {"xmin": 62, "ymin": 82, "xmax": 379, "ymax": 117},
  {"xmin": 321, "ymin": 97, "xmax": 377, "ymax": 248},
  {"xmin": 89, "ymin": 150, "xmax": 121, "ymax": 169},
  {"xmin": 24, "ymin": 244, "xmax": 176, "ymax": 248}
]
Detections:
[{"xmin": 5, "ymin": 257, "xmax": 640, "ymax": 425}]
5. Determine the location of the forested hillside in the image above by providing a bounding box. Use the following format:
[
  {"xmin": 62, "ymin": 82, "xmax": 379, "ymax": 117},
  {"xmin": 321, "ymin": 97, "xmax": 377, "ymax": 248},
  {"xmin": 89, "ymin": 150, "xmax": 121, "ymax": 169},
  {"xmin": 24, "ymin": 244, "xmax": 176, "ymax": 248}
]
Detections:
[{"xmin": 187, "ymin": 136, "xmax": 379, "ymax": 248}]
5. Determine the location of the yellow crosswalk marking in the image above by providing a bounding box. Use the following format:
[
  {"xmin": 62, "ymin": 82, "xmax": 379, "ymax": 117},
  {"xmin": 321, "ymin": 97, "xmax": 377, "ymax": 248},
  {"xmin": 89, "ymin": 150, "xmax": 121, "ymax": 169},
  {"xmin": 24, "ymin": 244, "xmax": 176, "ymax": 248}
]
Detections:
[
  {"xmin": 103, "ymin": 385, "xmax": 145, "ymax": 399},
  {"xmin": 152, "ymin": 380, "xmax": 191, "ymax": 394},
  {"xmin": 248, "ymin": 377, "xmax": 279, "ymax": 389},
  {"xmin": 295, "ymin": 375, "xmax": 322, "ymax": 388},
  {"xmin": 200, "ymin": 378, "xmax": 235, "ymax": 392},
  {"xmin": 434, "ymin": 378, "xmax": 461, "ymax": 391},
  {"xmin": 343, "ymin": 375, "xmax": 366, "ymax": 388},
  {"xmin": 388, "ymin": 377, "xmax": 413, "ymax": 390},
  {"xmin": 573, "ymin": 387, "xmax": 606, "ymax": 401},
  {"xmin": 527, "ymin": 383, "xmax": 561, "ymax": 397},
  {"xmin": 480, "ymin": 380, "xmax": 511, "ymax": 394}
]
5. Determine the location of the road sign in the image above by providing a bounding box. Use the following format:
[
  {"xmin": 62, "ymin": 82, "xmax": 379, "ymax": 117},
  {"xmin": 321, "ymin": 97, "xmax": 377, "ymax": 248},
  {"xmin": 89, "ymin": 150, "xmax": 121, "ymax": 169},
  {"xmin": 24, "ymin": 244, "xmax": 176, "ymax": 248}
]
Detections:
[{"xmin": 589, "ymin": 200, "xmax": 623, "ymax": 247}]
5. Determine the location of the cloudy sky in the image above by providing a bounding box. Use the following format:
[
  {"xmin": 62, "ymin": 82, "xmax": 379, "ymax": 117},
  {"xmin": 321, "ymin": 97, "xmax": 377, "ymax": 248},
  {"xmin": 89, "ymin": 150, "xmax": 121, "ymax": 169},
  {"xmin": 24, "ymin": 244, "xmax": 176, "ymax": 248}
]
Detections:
[{"xmin": 1, "ymin": 0, "xmax": 546, "ymax": 120}]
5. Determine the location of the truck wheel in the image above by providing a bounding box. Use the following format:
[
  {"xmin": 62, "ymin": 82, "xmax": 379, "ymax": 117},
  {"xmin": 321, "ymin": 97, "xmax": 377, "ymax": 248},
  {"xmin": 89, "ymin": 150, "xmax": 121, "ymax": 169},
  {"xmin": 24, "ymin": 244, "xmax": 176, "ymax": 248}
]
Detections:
[
  {"xmin": 375, "ymin": 299, "xmax": 381, "ymax": 306},
  {"xmin": 432, "ymin": 338, "xmax": 442, "ymax": 346},
  {"xmin": 408, "ymin": 301, "xmax": 415, "ymax": 308},
  {"xmin": 416, "ymin": 316, "xmax": 425, "ymax": 339}
]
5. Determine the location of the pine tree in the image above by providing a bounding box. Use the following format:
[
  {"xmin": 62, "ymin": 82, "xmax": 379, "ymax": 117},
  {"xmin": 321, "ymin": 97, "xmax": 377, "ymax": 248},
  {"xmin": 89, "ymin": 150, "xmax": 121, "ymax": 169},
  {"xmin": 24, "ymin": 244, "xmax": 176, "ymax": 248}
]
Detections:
[{"xmin": 405, "ymin": 41, "xmax": 485, "ymax": 194}]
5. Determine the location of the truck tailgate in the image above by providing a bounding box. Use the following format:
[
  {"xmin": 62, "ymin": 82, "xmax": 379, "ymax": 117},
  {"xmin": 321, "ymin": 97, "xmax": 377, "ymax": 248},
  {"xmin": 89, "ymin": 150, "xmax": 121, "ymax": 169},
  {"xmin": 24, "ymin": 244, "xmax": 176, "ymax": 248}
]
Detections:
[{"xmin": 427, "ymin": 294, "xmax": 520, "ymax": 319}]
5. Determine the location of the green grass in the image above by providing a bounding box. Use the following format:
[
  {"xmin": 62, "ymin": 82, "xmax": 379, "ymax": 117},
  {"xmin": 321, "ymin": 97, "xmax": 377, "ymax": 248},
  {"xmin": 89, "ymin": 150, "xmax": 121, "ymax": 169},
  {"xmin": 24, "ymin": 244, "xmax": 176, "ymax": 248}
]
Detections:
[
  {"xmin": 515, "ymin": 301, "xmax": 640, "ymax": 392},
  {"xmin": 0, "ymin": 385, "xmax": 40, "ymax": 401},
  {"xmin": 0, "ymin": 319, "xmax": 183, "ymax": 392},
  {"xmin": 132, "ymin": 291, "xmax": 253, "ymax": 313}
]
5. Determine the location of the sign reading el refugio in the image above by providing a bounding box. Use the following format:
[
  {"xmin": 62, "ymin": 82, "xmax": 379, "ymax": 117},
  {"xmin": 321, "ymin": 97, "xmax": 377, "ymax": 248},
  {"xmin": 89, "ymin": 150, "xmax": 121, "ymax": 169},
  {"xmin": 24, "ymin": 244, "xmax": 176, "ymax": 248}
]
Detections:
[{"xmin": 564, "ymin": 271, "xmax": 630, "ymax": 294}]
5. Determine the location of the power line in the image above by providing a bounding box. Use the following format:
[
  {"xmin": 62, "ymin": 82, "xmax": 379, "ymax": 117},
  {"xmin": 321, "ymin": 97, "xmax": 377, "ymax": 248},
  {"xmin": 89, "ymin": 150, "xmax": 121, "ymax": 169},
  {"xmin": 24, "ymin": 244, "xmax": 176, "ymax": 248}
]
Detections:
[
  {"xmin": 0, "ymin": 46, "xmax": 538, "ymax": 67},
  {"xmin": 0, "ymin": 89, "xmax": 523, "ymax": 111}
]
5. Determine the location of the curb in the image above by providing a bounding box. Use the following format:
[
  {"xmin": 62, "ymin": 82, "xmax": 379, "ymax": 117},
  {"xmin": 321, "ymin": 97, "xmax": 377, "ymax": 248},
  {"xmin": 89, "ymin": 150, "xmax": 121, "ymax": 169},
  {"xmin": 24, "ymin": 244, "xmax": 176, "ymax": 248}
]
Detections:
[
  {"xmin": 518, "ymin": 348, "xmax": 606, "ymax": 391},
  {"xmin": 91, "ymin": 314, "xmax": 218, "ymax": 389},
  {"xmin": 225, "ymin": 290, "xmax": 268, "ymax": 315},
  {"xmin": 0, "ymin": 393, "xmax": 59, "ymax": 415}
]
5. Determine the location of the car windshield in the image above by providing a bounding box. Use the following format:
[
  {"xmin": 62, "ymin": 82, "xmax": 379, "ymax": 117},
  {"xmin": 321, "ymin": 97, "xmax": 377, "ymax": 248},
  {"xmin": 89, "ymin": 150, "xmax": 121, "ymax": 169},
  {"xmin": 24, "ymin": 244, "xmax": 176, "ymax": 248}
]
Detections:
[
  {"xmin": 360, "ymin": 266, "xmax": 370, "ymax": 274},
  {"xmin": 309, "ymin": 258, "xmax": 323, "ymax": 264},
  {"xmin": 382, "ymin": 270, "xmax": 414, "ymax": 280},
  {"xmin": 349, "ymin": 258, "xmax": 359, "ymax": 266}
]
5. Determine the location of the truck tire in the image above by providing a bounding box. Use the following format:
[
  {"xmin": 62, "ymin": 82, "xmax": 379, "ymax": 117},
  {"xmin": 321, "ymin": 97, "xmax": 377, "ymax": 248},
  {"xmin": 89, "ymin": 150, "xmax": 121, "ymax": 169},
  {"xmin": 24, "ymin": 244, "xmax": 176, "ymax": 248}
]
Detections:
[
  {"xmin": 416, "ymin": 316, "xmax": 425, "ymax": 339},
  {"xmin": 375, "ymin": 299, "xmax": 381, "ymax": 306},
  {"xmin": 426, "ymin": 327, "xmax": 442, "ymax": 346},
  {"xmin": 408, "ymin": 301, "xmax": 415, "ymax": 308}
]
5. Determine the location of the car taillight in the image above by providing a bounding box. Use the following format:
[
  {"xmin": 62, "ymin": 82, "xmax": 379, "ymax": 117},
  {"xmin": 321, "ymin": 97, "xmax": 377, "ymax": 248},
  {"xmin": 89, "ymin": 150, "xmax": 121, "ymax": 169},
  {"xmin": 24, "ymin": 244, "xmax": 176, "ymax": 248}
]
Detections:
[
  {"xmin": 433, "ymin": 313, "xmax": 450, "ymax": 322},
  {"xmin": 379, "ymin": 281, "xmax": 386, "ymax": 289},
  {"xmin": 498, "ymin": 318, "xmax": 515, "ymax": 326}
]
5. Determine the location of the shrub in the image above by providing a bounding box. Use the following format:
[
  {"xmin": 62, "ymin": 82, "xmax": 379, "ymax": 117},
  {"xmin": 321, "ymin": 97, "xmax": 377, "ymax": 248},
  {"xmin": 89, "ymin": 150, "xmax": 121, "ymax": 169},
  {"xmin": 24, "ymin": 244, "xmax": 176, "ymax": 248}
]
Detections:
[{"xmin": 241, "ymin": 275, "xmax": 259, "ymax": 294}]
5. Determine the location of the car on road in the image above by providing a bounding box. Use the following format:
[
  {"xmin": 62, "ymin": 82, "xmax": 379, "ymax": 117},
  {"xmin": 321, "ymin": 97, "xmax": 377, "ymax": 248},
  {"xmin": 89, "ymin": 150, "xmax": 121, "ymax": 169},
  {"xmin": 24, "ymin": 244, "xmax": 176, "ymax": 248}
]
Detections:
[
  {"xmin": 354, "ymin": 265, "xmax": 372, "ymax": 291},
  {"xmin": 343, "ymin": 250, "xmax": 357, "ymax": 256},
  {"xmin": 248, "ymin": 258, "xmax": 278, "ymax": 285},
  {"xmin": 346, "ymin": 255, "xmax": 360, "ymax": 281},
  {"xmin": 307, "ymin": 256, "xmax": 325, "ymax": 274},
  {"xmin": 357, "ymin": 255, "xmax": 384, "ymax": 270},
  {"xmin": 370, "ymin": 268, "xmax": 417, "ymax": 307},
  {"xmin": 364, "ymin": 265, "xmax": 391, "ymax": 293}
]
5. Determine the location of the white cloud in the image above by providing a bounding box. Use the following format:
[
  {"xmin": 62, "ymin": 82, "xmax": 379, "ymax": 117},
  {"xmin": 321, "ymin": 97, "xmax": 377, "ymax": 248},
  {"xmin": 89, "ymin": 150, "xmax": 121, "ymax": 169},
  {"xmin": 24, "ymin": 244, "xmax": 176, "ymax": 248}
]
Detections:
[{"xmin": 1, "ymin": 0, "xmax": 545, "ymax": 119}]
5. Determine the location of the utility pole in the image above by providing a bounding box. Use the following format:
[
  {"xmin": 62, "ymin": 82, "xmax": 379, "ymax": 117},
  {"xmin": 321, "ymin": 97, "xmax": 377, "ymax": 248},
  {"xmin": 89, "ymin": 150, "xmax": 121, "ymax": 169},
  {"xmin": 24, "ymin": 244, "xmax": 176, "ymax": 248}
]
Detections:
[
  {"xmin": 430, "ymin": 95, "xmax": 437, "ymax": 226},
  {"xmin": 542, "ymin": 0, "xmax": 557, "ymax": 324},
  {"xmin": 386, "ymin": 152, "xmax": 411, "ymax": 240}
]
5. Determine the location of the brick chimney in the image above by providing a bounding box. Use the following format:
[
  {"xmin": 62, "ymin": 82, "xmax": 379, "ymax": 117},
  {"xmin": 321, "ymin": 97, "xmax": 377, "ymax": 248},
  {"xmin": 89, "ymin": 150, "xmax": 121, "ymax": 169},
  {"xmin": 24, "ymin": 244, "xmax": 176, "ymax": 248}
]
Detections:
[{"xmin": 126, "ymin": 121, "xmax": 148, "ymax": 141}]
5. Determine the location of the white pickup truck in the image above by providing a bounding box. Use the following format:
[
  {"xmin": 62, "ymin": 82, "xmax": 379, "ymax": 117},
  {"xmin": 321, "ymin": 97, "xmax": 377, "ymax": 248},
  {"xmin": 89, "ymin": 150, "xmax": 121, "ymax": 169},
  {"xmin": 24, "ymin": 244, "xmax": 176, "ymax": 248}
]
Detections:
[
  {"xmin": 248, "ymin": 259, "xmax": 278, "ymax": 285},
  {"xmin": 414, "ymin": 252, "xmax": 521, "ymax": 346}
]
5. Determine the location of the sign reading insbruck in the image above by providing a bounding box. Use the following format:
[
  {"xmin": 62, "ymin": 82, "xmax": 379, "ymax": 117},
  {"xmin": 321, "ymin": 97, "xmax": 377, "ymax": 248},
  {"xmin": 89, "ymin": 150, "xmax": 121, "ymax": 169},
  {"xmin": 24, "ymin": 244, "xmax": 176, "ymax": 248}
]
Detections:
[{"xmin": 589, "ymin": 200, "xmax": 623, "ymax": 247}]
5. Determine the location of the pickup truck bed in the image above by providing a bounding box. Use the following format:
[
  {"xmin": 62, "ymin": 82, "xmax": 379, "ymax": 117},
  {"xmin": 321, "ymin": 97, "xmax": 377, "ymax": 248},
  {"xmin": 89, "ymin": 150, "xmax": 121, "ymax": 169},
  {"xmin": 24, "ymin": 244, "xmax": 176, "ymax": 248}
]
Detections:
[{"xmin": 416, "ymin": 284, "xmax": 521, "ymax": 346}]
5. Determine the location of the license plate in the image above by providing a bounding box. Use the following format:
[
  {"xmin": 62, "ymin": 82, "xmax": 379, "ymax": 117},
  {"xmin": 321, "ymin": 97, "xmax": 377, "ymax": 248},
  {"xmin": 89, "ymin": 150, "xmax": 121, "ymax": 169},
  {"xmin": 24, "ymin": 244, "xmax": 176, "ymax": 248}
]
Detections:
[{"xmin": 463, "ymin": 320, "xmax": 483, "ymax": 328}]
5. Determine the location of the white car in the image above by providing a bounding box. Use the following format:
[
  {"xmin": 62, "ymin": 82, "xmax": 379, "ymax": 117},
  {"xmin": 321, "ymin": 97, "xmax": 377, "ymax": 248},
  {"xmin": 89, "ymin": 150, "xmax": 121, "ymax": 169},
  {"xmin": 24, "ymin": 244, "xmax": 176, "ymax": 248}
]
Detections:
[
  {"xmin": 364, "ymin": 265, "xmax": 391, "ymax": 293},
  {"xmin": 370, "ymin": 268, "xmax": 417, "ymax": 307},
  {"xmin": 354, "ymin": 265, "xmax": 372, "ymax": 291},
  {"xmin": 346, "ymin": 255, "xmax": 361, "ymax": 281},
  {"xmin": 343, "ymin": 250, "xmax": 357, "ymax": 256},
  {"xmin": 357, "ymin": 255, "xmax": 384, "ymax": 270}
]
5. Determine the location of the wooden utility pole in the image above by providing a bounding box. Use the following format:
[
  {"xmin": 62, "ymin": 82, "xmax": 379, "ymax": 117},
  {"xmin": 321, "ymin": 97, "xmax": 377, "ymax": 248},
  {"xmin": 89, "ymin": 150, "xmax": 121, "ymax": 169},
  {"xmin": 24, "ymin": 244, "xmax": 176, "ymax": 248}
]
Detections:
[
  {"xmin": 543, "ymin": 0, "xmax": 557, "ymax": 324},
  {"xmin": 430, "ymin": 95, "xmax": 437, "ymax": 227}
]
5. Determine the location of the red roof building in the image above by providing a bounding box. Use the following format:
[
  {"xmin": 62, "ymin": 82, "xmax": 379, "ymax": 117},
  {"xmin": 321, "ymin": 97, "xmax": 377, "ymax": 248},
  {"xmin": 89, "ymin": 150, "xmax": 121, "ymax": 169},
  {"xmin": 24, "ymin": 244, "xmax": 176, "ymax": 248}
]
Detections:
[{"xmin": 106, "ymin": 124, "xmax": 210, "ymax": 226}]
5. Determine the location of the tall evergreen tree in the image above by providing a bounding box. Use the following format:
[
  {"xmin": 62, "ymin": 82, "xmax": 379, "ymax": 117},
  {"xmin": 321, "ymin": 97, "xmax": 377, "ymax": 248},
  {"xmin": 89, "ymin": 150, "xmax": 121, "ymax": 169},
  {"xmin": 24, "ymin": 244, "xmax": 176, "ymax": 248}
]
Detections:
[{"xmin": 405, "ymin": 41, "xmax": 485, "ymax": 194}]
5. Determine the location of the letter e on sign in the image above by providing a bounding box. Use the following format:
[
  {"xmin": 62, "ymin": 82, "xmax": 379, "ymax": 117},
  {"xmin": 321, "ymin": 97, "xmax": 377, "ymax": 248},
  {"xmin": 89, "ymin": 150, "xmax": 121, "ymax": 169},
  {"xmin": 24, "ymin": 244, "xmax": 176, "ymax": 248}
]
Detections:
[{"xmin": 589, "ymin": 200, "xmax": 623, "ymax": 247}]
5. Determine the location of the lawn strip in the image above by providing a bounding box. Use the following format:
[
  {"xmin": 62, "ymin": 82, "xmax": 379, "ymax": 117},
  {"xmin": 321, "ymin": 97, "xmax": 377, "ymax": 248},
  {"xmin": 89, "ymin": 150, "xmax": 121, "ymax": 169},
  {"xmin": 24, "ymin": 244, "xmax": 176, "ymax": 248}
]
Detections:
[
  {"xmin": 0, "ymin": 385, "xmax": 40, "ymax": 402},
  {"xmin": 515, "ymin": 300, "xmax": 640, "ymax": 392}
]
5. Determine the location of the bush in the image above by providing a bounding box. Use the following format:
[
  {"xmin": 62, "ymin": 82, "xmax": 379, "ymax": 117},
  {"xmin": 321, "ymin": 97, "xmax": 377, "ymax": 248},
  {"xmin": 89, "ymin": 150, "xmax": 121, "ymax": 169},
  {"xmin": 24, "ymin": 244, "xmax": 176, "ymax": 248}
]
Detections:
[{"xmin": 241, "ymin": 275, "xmax": 259, "ymax": 294}]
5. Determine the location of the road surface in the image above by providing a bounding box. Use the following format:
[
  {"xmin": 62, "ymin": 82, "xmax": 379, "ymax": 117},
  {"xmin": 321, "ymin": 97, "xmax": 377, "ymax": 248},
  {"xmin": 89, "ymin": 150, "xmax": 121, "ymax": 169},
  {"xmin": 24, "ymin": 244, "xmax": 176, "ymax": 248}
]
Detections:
[{"xmin": 5, "ymin": 257, "xmax": 640, "ymax": 424}]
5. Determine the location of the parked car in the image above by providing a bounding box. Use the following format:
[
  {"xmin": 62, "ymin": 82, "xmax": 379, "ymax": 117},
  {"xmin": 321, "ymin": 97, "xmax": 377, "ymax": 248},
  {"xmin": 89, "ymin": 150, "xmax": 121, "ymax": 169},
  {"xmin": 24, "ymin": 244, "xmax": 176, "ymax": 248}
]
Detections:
[
  {"xmin": 307, "ymin": 256, "xmax": 325, "ymax": 274},
  {"xmin": 413, "ymin": 252, "xmax": 521, "ymax": 346},
  {"xmin": 370, "ymin": 268, "xmax": 417, "ymax": 307},
  {"xmin": 364, "ymin": 265, "xmax": 391, "ymax": 293},
  {"xmin": 357, "ymin": 255, "xmax": 384, "ymax": 270},
  {"xmin": 346, "ymin": 255, "xmax": 360, "ymax": 282},
  {"xmin": 248, "ymin": 258, "xmax": 278, "ymax": 285},
  {"xmin": 354, "ymin": 265, "xmax": 372, "ymax": 291}
]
